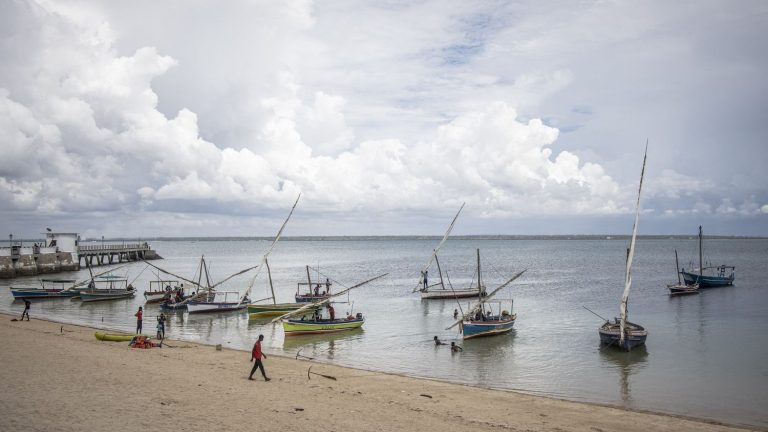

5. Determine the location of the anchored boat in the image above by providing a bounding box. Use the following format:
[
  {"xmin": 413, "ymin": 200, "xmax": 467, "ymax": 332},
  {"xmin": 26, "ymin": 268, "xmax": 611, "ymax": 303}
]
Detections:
[
  {"xmin": 414, "ymin": 203, "xmax": 487, "ymax": 300},
  {"xmin": 597, "ymin": 146, "xmax": 648, "ymax": 351},
  {"xmin": 668, "ymin": 250, "xmax": 699, "ymax": 296},
  {"xmin": 10, "ymin": 278, "xmax": 79, "ymax": 299},
  {"xmin": 679, "ymin": 226, "xmax": 735, "ymax": 287},
  {"xmin": 446, "ymin": 250, "xmax": 526, "ymax": 340},
  {"xmin": 79, "ymin": 275, "xmax": 136, "ymax": 302}
]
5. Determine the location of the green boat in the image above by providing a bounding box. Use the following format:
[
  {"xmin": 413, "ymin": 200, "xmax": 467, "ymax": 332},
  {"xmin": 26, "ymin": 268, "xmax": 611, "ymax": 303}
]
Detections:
[{"xmin": 283, "ymin": 316, "xmax": 365, "ymax": 336}]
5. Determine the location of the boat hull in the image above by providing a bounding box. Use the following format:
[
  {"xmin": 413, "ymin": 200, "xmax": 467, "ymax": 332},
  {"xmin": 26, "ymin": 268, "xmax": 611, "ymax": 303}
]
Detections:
[
  {"xmin": 681, "ymin": 271, "xmax": 734, "ymax": 287},
  {"xmin": 79, "ymin": 290, "xmax": 135, "ymax": 302},
  {"xmin": 598, "ymin": 320, "xmax": 647, "ymax": 350},
  {"xmin": 144, "ymin": 291, "xmax": 169, "ymax": 303},
  {"xmin": 461, "ymin": 315, "xmax": 516, "ymax": 339},
  {"xmin": 668, "ymin": 283, "xmax": 699, "ymax": 296},
  {"xmin": 187, "ymin": 301, "xmax": 246, "ymax": 313},
  {"xmin": 248, "ymin": 303, "xmax": 303, "ymax": 317},
  {"xmin": 10, "ymin": 288, "xmax": 79, "ymax": 299},
  {"xmin": 283, "ymin": 318, "xmax": 364, "ymax": 336},
  {"xmin": 421, "ymin": 288, "xmax": 485, "ymax": 300},
  {"xmin": 95, "ymin": 332, "xmax": 144, "ymax": 342},
  {"xmin": 295, "ymin": 294, "xmax": 330, "ymax": 303}
]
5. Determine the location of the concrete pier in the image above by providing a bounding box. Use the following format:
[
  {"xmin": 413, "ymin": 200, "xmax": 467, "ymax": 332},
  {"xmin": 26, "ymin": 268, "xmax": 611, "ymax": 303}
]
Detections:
[{"xmin": 77, "ymin": 243, "xmax": 161, "ymax": 266}]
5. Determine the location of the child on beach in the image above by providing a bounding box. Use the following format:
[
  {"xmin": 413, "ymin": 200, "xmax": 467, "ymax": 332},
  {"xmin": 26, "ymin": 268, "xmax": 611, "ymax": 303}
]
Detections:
[
  {"xmin": 135, "ymin": 306, "xmax": 143, "ymax": 334},
  {"xmin": 156, "ymin": 318, "xmax": 162, "ymax": 340},
  {"xmin": 21, "ymin": 299, "xmax": 31, "ymax": 321}
]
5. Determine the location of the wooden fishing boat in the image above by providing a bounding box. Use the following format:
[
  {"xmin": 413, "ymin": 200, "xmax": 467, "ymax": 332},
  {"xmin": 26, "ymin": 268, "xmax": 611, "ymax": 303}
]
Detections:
[
  {"xmin": 79, "ymin": 275, "xmax": 136, "ymax": 302},
  {"xmin": 248, "ymin": 302, "xmax": 303, "ymax": 317},
  {"xmin": 284, "ymin": 315, "xmax": 365, "ymax": 336},
  {"xmin": 414, "ymin": 204, "xmax": 487, "ymax": 300},
  {"xmin": 10, "ymin": 279, "xmax": 79, "ymax": 299},
  {"xmin": 597, "ymin": 146, "xmax": 648, "ymax": 351},
  {"xmin": 668, "ymin": 250, "xmax": 699, "ymax": 296},
  {"xmin": 95, "ymin": 332, "xmax": 145, "ymax": 342},
  {"xmin": 270, "ymin": 273, "xmax": 387, "ymax": 336},
  {"xmin": 447, "ymin": 250, "xmax": 525, "ymax": 340},
  {"xmin": 679, "ymin": 226, "xmax": 735, "ymax": 287},
  {"xmin": 143, "ymin": 279, "xmax": 181, "ymax": 303},
  {"xmin": 187, "ymin": 291, "xmax": 248, "ymax": 313}
]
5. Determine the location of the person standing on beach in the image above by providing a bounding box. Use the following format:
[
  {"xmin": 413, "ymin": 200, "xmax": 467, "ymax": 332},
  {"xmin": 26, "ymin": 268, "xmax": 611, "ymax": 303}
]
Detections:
[
  {"xmin": 135, "ymin": 306, "xmax": 143, "ymax": 334},
  {"xmin": 159, "ymin": 313, "xmax": 166, "ymax": 339},
  {"xmin": 21, "ymin": 299, "xmax": 31, "ymax": 321},
  {"xmin": 249, "ymin": 334, "xmax": 270, "ymax": 382}
]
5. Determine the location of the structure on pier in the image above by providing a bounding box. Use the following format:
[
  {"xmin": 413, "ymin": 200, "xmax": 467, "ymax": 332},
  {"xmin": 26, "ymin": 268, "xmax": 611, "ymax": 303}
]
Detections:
[{"xmin": 0, "ymin": 232, "xmax": 161, "ymax": 279}]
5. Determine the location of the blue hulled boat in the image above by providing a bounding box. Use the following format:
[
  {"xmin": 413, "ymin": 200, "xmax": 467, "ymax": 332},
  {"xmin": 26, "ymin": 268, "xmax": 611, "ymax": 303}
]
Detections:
[
  {"xmin": 679, "ymin": 226, "xmax": 735, "ymax": 288},
  {"xmin": 10, "ymin": 279, "xmax": 79, "ymax": 299}
]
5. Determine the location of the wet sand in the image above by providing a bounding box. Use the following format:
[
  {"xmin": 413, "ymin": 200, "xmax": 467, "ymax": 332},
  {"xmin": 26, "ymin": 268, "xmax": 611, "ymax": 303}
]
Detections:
[{"xmin": 0, "ymin": 313, "xmax": 757, "ymax": 432}]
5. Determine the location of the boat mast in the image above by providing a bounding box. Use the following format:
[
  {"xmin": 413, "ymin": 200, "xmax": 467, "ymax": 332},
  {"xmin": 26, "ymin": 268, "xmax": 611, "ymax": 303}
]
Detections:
[
  {"xmin": 476, "ymin": 249, "xmax": 483, "ymax": 311},
  {"xmin": 674, "ymin": 250, "xmax": 681, "ymax": 284},
  {"xmin": 265, "ymin": 257, "xmax": 276, "ymax": 305},
  {"xmin": 698, "ymin": 225, "xmax": 703, "ymax": 277},
  {"xmin": 619, "ymin": 144, "xmax": 647, "ymax": 346},
  {"xmin": 414, "ymin": 203, "xmax": 465, "ymax": 293},
  {"xmin": 306, "ymin": 265, "xmax": 312, "ymax": 288},
  {"xmin": 435, "ymin": 255, "xmax": 446, "ymax": 290}
]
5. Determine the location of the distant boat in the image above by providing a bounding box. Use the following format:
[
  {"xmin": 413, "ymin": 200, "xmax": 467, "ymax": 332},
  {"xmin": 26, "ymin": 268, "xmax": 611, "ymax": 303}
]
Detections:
[
  {"xmin": 144, "ymin": 279, "xmax": 181, "ymax": 303},
  {"xmin": 667, "ymin": 250, "xmax": 699, "ymax": 296},
  {"xmin": 414, "ymin": 203, "xmax": 487, "ymax": 300},
  {"xmin": 598, "ymin": 146, "xmax": 648, "ymax": 351},
  {"xmin": 187, "ymin": 291, "xmax": 248, "ymax": 313},
  {"xmin": 446, "ymin": 249, "xmax": 526, "ymax": 340},
  {"xmin": 79, "ymin": 275, "xmax": 136, "ymax": 302},
  {"xmin": 10, "ymin": 278, "xmax": 79, "ymax": 299},
  {"xmin": 679, "ymin": 226, "xmax": 735, "ymax": 287}
]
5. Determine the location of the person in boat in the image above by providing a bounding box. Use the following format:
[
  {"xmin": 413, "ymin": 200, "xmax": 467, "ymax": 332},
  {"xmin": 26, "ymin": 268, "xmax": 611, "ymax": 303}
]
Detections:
[
  {"xmin": 327, "ymin": 304, "xmax": 335, "ymax": 321},
  {"xmin": 314, "ymin": 285, "xmax": 320, "ymax": 296},
  {"xmin": 453, "ymin": 309, "xmax": 459, "ymax": 319},
  {"xmin": 21, "ymin": 299, "xmax": 31, "ymax": 321},
  {"xmin": 422, "ymin": 270, "xmax": 428, "ymax": 289},
  {"xmin": 165, "ymin": 284, "xmax": 171, "ymax": 292},
  {"xmin": 433, "ymin": 336, "xmax": 445, "ymax": 346},
  {"xmin": 450, "ymin": 342, "xmax": 463, "ymax": 353},
  {"xmin": 135, "ymin": 306, "xmax": 143, "ymax": 334},
  {"xmin": 248, "ymin": 334, "xmax": 270, "ymax": 382},
  {"xmin": 325, "ymin": 277, "xmax": 331, "ymax": 292}
]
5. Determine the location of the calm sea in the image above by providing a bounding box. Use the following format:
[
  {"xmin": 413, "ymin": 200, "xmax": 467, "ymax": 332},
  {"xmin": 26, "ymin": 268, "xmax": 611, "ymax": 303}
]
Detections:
[{"xmin": 2, "ymin": 238, "xmax": 766, "ymax": 428}]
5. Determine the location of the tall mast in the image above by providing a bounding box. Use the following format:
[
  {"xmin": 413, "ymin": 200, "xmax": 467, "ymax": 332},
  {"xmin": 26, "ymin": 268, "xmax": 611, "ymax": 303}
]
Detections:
[
  {"xmin": 698, "ymin": 225, "xmax": 703, "ymax": 277},
  {"xmin": 619, "ymin": 144, "xmax": 647, "ymax": 346},
  {"xmin": 306, "ymin": 265, "xmax": 312, "ymax": 287},
  {"xmin": 265, "ymin": 257, "xmax": 276, "ymax": 305},
  {"xmin": 675, "ymin": 250, "xmax": 681, "ymax": 284},
  {"xmin": 435, "ymin": 255, "xmax": 446, "ymax": 290},
  {"xmin": 414, "ymin": 203, "xmax": 465, "ymax": 292},
  {"xmin": 476, "ymin": 249, "xmax": 482, "ymax": 302}
]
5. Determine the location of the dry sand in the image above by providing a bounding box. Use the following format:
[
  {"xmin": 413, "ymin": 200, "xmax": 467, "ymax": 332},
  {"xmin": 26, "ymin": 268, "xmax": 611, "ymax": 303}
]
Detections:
[{"xmin": 0, "ymin": 313, "xmax": 757, "ymax": 432}]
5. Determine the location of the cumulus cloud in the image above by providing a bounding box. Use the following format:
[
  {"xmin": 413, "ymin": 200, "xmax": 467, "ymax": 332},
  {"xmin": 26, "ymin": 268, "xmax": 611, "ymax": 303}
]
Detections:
[{"xmin": 1, "ymin": 1, "xmax": 765, "ymax": 236}]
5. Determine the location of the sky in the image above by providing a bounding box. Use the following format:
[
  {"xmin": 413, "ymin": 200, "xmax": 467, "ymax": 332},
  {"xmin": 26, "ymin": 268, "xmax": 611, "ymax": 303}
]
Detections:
[{"xmin": 1, "ymin": 0, "xmax": 767, "ymax": 239}]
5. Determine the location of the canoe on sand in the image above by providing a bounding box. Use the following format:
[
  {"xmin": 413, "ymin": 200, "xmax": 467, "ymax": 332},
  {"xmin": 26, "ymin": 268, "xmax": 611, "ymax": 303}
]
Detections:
[{"xmin": 94, "ymin": 332, "xmax": 144, "ymax": 342}]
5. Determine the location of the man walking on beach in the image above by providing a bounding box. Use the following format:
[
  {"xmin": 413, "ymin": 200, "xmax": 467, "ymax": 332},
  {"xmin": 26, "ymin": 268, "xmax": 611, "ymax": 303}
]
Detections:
[
  {"xmin": 135, "ymin": 306, "xmax": 143, "ymax": 334},
  {"xmin": 21, "ymin": 299, "xmax": 31, "ymax": 321},
  {"xmin": 249, "ymin": 334, "xmax": 270, "ymax": 382}
]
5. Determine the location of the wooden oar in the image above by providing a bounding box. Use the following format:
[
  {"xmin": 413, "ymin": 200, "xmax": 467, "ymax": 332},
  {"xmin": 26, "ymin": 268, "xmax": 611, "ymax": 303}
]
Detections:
[{"xmin": 446, "ymin": 269, "xmax": 526, "ymax": 330}]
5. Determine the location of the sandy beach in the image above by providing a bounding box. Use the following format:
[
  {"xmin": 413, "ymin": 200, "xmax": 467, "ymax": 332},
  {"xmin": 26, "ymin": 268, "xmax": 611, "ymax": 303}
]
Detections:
[{"xmin": 0, "ymin": 313, "xmax": 756, "ymax": 432}]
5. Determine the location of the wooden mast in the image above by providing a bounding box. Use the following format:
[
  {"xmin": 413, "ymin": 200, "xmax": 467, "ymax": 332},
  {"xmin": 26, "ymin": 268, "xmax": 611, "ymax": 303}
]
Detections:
[
  {"xmin": 265, "ymin": 258, "xmax": 276, "ymax": 305},
  {"xmin": 435, "ymin": 255, "xmax": 446, "ymax": 290},
  {"xmin": 306, "ymin": 265, "xmax": 312, "ymax": 289},
  {"xmin": 698, "ymin": 225, "xmax": 703, "ymax": 278},
  {"xmin": 414, "ymin": 203, "xmax": 465, "ymax": 293},
  {"xmin": 476, "ymin": 249, "xmax": 482, "ymax": 311},
  {"xmin": 675, "ymin": 250, "xmax": 681, "ymax": 284}
]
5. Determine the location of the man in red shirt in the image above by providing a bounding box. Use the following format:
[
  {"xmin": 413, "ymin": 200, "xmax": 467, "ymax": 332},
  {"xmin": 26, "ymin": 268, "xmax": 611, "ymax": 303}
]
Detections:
[
  {"xmin": 135, "ymin": 306, "xmax": 143, "ymax": 334},
  {"xmin": 249, "ymin": 334, "xmax": 270, "ymax": 381}
]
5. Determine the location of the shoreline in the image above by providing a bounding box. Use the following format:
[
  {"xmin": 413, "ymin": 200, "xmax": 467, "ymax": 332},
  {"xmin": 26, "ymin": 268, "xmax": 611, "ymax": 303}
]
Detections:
[{"xmin": 0, "ymin": 313, "xmax": 759, "ymax": 432}]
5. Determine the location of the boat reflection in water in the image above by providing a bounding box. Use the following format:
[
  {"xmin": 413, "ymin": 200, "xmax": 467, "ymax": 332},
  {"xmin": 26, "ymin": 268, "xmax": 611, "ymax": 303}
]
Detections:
[
  {"xmin": 599, "ymin": 345, "xmax": 649, "ymax": 404},
  {"xmin": 282, "ymin": 327, "xmax": 365, "ymax": 360}
]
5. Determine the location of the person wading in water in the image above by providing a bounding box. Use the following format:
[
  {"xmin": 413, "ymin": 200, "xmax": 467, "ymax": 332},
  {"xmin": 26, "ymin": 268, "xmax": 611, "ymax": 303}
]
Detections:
[{"xmin": 249, "ymin": 334, "xmax": 271, "ymax": 382}]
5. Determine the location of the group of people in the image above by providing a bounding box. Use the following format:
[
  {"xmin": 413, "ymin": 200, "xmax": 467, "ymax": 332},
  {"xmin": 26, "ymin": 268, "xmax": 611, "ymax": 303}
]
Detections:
[
  {"xmin": 133, "ymin": 306, "xmax": 166, "ymax": 339},
  {"xmin": 433, "ymin": 336, "xmax": 463, "ymax": 352}
]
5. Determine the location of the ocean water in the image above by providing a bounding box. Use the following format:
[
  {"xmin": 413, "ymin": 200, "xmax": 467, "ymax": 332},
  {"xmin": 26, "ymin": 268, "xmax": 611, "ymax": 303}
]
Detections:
[{"xmin": 1, "ymin": 238, "xmax": 767, "ymax": 428}]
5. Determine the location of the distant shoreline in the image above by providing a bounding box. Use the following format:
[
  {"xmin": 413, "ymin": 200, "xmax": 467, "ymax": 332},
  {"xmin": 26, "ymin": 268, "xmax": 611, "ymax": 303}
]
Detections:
[{"xmin": 10, "ymin": 234, "xmax": 767, "ymax": 242}]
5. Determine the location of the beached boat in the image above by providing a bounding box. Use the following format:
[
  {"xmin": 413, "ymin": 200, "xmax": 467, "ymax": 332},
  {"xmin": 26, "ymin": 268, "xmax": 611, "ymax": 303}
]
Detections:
[
  {"xmin": 271, "ymin": 273, "xmax": 387, "ymax": 336},
  {"xmin": 94, "ymin": 332, "xmax": 145, "ymax": 342},
  {"xmin": 79, "ymin": 275, "xmax": 136, "ymax": 302},
  {"xmin": 597, "ymin": 146, "xmax": 648, "ymax": 351},
  {"xmin": 414, "ymin": 203, "xmax": 487, "ymax": 300},
  {"xmin": 668, "ymin": 250, "xmax": 699, "ymax": 296},
  {"xmin": 10, "ymin": 278, "xmax": 79, "ymax": 299},
  {"xmin": 446, "ymin": 250, "xmax": 526, "ymax": 340},
  {"xmin": 679, "ymin": 226, "xmax": 735, "ymax": 287}
]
